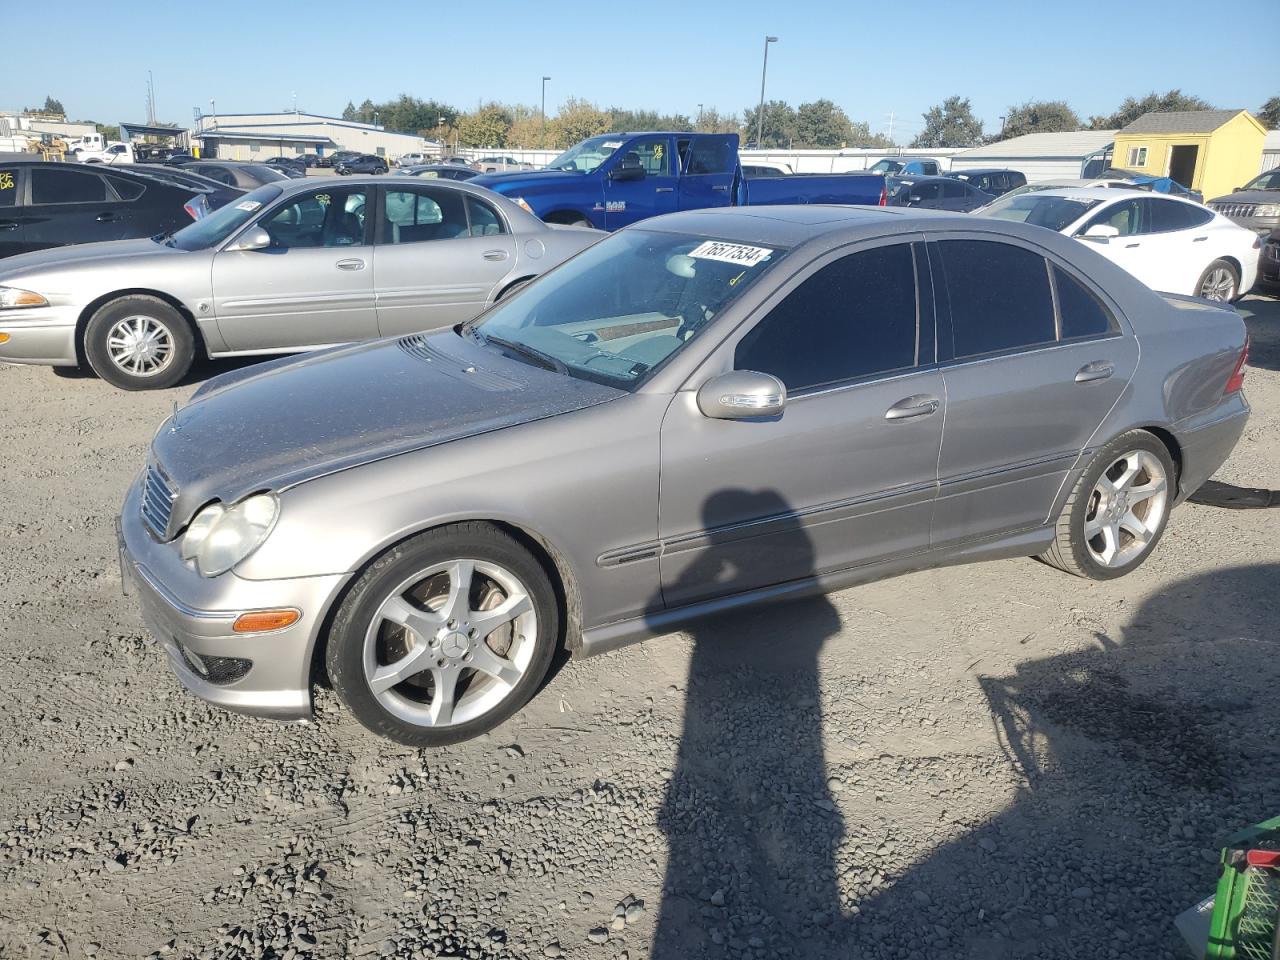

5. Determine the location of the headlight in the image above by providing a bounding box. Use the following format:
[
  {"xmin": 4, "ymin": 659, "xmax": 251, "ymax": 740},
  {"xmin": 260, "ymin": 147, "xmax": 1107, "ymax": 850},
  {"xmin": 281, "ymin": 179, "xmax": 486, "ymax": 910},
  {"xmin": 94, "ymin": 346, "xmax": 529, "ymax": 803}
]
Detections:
[
  {"xmin": 180, "ymin": 493, "xmax": 278, "ymax": 577},
  {"xmin": 0, "ymin": 286, "xmax": 49, "ymax": 309},
  {"xmin": 512, "ymin": 197, "xmax": 534, "ymax": 215},
  {"xmin": 1255, "ymin": 204, "xmax": 1280, "ymax": 219}
]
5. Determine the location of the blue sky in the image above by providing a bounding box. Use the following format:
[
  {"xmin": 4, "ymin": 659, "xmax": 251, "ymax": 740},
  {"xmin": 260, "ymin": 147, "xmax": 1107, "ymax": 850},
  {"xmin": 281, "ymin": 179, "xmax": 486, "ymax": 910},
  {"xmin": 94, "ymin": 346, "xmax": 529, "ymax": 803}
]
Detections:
[{"xmin": 6, "ymin": 0, "xmax": 1274, "ymax": 140}]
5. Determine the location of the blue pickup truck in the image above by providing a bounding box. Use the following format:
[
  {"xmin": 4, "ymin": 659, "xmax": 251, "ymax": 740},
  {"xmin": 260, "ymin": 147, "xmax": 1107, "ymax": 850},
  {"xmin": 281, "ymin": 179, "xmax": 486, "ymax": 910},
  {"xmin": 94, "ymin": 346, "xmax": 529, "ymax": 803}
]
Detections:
[{"xmin": 469, "ymin": 132, "xmax": 886, "ymax": 230}]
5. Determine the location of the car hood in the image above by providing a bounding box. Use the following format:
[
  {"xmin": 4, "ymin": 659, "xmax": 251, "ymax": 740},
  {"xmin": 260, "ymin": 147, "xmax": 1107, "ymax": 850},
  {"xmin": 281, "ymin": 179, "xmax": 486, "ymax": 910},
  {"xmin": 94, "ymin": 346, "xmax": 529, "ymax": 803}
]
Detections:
[
  {"xmin": 149, "ymin": 331, "xmax": 624, "ymax": 531},
  {"xmin": 1209, "ymin": 190, "xmax": 1280, "ymax": 205},
  {"xmin": 0, "ymin": 237, "xmax": 184, "ymax": 279},
  {"xmin": 469, "ymin": 169, "xmax": 586, "ymax": 195}
]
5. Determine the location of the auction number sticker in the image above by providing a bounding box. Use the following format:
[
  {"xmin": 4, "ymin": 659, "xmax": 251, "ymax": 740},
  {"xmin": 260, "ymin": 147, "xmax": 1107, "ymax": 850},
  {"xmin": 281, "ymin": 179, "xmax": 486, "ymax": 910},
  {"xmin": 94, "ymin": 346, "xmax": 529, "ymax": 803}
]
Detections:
[
  {"xmin": 688, "ymin": 240, "xmax": 773, "ymax": 267},
  {"xmin": 235, "ymin": 200, "xmax": 262, "ymax": 212},
  {"xmin": 0, "ymin": 172, "xmax": 14, "ymax": 192}
]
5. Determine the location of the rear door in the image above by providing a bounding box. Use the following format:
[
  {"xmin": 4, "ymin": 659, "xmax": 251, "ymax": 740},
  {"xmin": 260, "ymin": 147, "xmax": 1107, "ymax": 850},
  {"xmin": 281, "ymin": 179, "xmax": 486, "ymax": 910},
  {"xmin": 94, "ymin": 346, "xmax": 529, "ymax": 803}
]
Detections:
[
  {"xmin": 1140, "ymin": 196, "xmax": 1217, "ymax": 296},
  {"xmin": 23, "ymin": 166, "xmax": 135, "ymax": 251},
  {"xmin": 1073, "ymin": 196, "xmax": 1159, "ymax": 288},
  {"xmin": 211, "ymin": 183, "xmax": 378, "ymax": 350},
  {"xmin": 372, "ymin": 184, "xmax": 517, "ymax": 336},
  {"xmin": 0, "ymin": 166, "xmax": 25, "ymax": 256},
  {"xmin": 928, "ymin": 233, "xmax": 1137, "ymax": 545},
  {"xmin": 678, "ymin": 134, "xmax": 738, "ymax": 212},
  {"xmin": 602, "ymin": 136, "xmax": 679, "ymax": 229}
]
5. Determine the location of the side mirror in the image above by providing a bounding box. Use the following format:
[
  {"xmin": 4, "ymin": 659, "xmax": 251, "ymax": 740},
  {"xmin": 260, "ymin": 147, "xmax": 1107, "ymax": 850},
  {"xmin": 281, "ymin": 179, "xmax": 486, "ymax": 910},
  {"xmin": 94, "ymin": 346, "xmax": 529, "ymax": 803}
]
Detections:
[
  {"xmin": 1082, "ymin": 223, "xmax": 1120, "ymax": 242},
  {"xmin": 696, "ymin": 370, "xmax": 786, "ymax": 421},
  {"xmin": 227, "ymin": 225, "xmax": 272, "ymax": 252},
  {"xmin": 609, "ymin": 160, "xmax": 645, "ymax": 182}
]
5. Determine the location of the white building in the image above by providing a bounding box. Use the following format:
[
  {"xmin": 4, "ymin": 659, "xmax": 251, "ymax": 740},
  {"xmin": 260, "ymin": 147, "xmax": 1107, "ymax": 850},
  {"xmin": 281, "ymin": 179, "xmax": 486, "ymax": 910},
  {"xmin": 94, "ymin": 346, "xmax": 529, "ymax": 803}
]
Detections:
[
  {"xmin": 1262, "ymin": 130, "xmax": 1280, "ymax": 173},
  {"xmin": 191, "ymin": 112, "xmax": 439, "ymax": 162},
  {"xmin": 946, "ymin": 130, "xmax": 1119, "ymax": 182},
  {"xmin": 0, "ymin": 114, "xmax": 97, "ymax": 141}
]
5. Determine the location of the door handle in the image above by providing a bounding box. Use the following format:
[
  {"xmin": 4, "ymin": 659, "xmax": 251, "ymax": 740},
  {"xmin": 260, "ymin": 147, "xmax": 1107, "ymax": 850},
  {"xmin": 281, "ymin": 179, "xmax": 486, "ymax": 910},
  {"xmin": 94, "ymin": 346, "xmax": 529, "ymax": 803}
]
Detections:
[
  {"xmin": 482, "ymin": 249, "xmax": 509, "ymax": 261},
  {"xmin": 1075, "ymin": 360, "xmax": 1115, "ymax": 383},
  {"xmin": 884, "ymin": 395, "xmax": 940, "ymax": 420},
  {"xmin": 1124, "ymin": 242, "xmax": 1140, "ymax": 248},
  {"xmin": 711, "ymin": 185, "xmax": 729, "ymax": 192},
  {"xmin": 335, "ymin": 258, "xmax": 365, "ymax": 270},
  {"xmin": 1192, "ymin": 236, "xmax": 1208, "ymax": 242},
  {"xmin": 95, "ymin": 212, "xmax": 119, "ymax": 222},
  {"xmin": 655, "ymin": 186, "xmax": 674, "ymax": 193}
]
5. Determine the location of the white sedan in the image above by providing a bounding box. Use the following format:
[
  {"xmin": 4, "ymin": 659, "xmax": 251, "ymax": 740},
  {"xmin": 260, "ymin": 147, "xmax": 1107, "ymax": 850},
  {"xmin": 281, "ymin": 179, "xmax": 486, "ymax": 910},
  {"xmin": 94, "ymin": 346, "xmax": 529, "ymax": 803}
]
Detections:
[{"xmin": 976, "ymin": 187, "xmax": 1259, "ymax": 301}]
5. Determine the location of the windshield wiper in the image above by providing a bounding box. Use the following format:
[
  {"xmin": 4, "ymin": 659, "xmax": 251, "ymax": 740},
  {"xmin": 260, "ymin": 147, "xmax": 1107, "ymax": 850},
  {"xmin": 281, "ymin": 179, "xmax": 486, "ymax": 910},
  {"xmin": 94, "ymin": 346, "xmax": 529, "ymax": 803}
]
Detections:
[{"xmin": 479, "ymin": 333, "xmax": 569, "ymax": 375}]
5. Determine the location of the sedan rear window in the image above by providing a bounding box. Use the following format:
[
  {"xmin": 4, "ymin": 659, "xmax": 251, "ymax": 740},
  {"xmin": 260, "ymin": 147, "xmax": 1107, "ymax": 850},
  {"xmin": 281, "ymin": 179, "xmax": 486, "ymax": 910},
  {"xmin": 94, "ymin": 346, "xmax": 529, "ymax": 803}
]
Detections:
[
  {"xmin": 977, "ymin": 194, "xmax": 1102, "ymax": 232},
  {"xmin": 473, "ymin": 230, "xmax": 789, "ymax": 388}
]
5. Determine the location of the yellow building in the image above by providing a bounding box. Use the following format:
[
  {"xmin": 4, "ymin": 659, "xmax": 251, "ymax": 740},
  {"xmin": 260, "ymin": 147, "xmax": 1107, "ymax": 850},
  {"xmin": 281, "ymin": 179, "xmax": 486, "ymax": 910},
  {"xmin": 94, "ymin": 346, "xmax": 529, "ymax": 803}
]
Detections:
[{"xmin": 1113, "ymin": 109, "xmax": 1266, "ymax": 201}]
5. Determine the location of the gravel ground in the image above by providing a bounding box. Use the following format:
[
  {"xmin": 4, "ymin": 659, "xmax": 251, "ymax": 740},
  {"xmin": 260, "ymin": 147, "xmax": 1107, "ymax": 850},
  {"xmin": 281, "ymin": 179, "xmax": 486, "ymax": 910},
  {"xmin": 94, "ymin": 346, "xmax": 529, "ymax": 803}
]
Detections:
[{"xmin": 1, "ymin": 295, "xmax": 1278, "ymax": 960}]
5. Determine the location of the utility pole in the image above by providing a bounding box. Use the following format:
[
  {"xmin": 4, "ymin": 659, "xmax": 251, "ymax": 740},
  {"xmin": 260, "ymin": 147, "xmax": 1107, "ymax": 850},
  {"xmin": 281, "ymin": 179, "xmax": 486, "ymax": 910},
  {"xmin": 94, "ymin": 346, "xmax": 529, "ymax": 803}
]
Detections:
[
  {"xmin": 885, "ymin": 111, "xmax": 896, "ymax": 144},
  {"xmin": 146, "ymin": 70, "xmax": 156, "ymax": 124},
  {"xmin": 541, "ymin": 76, "xmax": 551, "ymax": 149},
  {"xmin": 755, "ymin": 36, "xmax": 777, "ymax": 148},
  {"xmin": 697, "ymin": 103, "xmax": 703, "ymax": 127}
]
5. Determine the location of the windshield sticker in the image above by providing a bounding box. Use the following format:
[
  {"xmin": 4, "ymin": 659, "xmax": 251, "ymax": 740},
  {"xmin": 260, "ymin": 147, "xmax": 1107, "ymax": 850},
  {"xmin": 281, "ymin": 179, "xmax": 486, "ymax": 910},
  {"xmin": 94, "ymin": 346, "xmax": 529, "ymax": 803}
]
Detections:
[
  {"xmin": 688, "ymin": 241, "xmax": 774, "ymax": 267},
  {"xmin": 601, "ymin": 141, "xmax": 623, "ymax": 149},
  {"xmin": 235, "ymin": 200, "xmax": 262, "ymax": 212}
]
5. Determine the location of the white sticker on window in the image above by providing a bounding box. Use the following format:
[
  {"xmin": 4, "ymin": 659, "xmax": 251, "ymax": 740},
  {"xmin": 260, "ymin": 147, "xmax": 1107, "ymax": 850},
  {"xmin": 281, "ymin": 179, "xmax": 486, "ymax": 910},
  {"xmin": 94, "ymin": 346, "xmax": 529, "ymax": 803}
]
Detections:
[
  {"xmin": 602, "ymin": 141, "xmax": 623, "ymax": 149},
  {"xmin": 688, "ymin": 240, "xmax": 773, "ymax": 267},
  {"xmin": 236, "ymin": 200, "xmax": 262, "ymax": 212}
]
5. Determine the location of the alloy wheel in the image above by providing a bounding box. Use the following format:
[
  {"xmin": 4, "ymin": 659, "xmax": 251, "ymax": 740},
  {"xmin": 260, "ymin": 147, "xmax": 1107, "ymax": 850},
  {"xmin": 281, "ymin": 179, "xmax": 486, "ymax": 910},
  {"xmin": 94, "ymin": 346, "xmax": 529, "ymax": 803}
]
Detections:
[
  {"xmin": 362, "ymin": 559, "xmax": 536, "ymax": 728},
  {"xmin": 1083, "ymin": 449, "xmax": 1169, "ymax": 569},
  {"xmin": 1199, "ymin": 266, "xmax": 1237, "ymax": 302},
  {"xmin": 106, "ymin": 315, "xmax": 174, "ymax": 377}
]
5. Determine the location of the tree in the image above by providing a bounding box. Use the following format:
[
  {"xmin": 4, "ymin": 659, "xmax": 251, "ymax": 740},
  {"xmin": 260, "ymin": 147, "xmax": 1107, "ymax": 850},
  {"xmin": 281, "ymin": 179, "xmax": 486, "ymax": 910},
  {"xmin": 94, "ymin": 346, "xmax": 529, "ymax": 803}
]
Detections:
[
  {"xmin": 740, "ymin": 100, "xmax": 797, "ymax": 148},
  {"xmin": 42, "ymin": 96, "xmax": 65, "ymax": 116},
  {"xmin": 341, "ymin": 101, "xmax": 357, "ymax": 121},
  {"xmin": 547, "ymin": 98, "xmax": 610, "ymax": 149},
  {"xmin": 1088, "ymin": 90, "xmax": 1215, "ymax": 129},
  {"xmin": 95, "ymin": 123, "xmax": 120, "ymax": 141},
  {"xmin": 694, "ymin": 108, "xmax": 739, "ymax": 134},
  {"xmin": 911, "ymin": 96, "xmax": 984, "ymax": 148},
  {"xmin": 1258, "ymin": 96, "xmax": 1280, "ymax": 130},
  {"xmin": 845, "ymin": 120, "xmax": 895, "ymax": 149},
  {"xmin": 505, "ymin": 104, "xmax": 544, "ymax": 149},
  {"xmin": 793, "ymin": 99, "xmax": 855, "ymax": 148},
  {"xmin": 996, "ymin": 100, "xmax": 1081, "ymax": 141},
  {"xmin": 606, "ymin": 107, "xmax": 692, "ymax": 133},
  {"xmin": 457, "ymin": 103, "xmax": 512, "ymax": 148}
]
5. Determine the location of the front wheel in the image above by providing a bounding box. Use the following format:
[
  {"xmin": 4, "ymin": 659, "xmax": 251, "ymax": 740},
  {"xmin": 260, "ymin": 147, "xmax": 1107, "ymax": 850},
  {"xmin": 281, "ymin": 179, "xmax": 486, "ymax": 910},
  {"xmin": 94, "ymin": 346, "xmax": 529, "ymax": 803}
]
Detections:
[
  {"xmin": 1197, "ymin": 259, "xmax": 1239, "ymax": 302},
  {"xmin": 326, "ymin": 523, "xmax": 560, "ymax": 746},
  {"xmin": 83, "ymin": 295, "xmax": 196, "ymax": 390},
  {"xmin": 1040, "ymin": 431, "xmax": 1175, "ymax": 580}
]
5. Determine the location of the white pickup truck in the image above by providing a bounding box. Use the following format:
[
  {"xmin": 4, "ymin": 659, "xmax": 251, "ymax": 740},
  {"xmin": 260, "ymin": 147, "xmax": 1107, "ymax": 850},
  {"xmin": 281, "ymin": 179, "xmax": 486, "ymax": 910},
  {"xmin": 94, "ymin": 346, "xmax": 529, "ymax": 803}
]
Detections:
[{"xmin": 77, "ymin": 141, "xmax": 136, "ymax": 164}]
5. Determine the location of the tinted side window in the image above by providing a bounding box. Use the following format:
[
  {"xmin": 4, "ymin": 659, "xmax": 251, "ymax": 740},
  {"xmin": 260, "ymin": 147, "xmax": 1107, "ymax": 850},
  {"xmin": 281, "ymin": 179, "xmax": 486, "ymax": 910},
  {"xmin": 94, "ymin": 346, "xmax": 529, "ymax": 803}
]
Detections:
[
  {"xmin": 31, "ymin": 168, "xmax": 110, "ymax": 204},
  {"xmin": 104, "ymin": 175, "xmax": 144, "ymax": 201},
  {"xmin": 466, "ymin": 197, "xmax": 505, "ymax": 237},
  {"xmin": 942, "ymin": 180, "xmax": 966, "ymax": 198},
  {"xmin": 735, "ymin": 244, "xmax": 918, "ymax": 391},
  {"xmin": 686, "ymin": 137, "xmax": 735, "ymax": 175},
  {"xmin": 1146, "ymin": 197, "xmax": 1213, "ymax": 232},
  {"xmin": 937, "ymin": 240, "xmax": 1055, "ymax": 359},
  {"xmin": 1054, "ymin": 267, "xmax": 1116, "ymax": 340},
  {"xmin": 0, "ymin": 168, "xmax": 16, "ymax": 207},
  {"xmin": 915, "ymin": 182, "xmax": 942, "ymax": 201}
]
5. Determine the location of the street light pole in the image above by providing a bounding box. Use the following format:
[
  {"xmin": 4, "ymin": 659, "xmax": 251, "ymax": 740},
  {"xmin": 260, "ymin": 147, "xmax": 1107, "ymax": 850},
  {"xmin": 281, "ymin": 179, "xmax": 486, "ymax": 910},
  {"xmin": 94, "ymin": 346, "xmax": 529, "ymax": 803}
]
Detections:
[
  {"xmin": 209, "ymin": 98, "xmax": 216, "ymax": 130},
  {"xmin": 541, "ymin": 76, "xmax": 551, "ymax": 149},
  {"xmin": 755, "ymin": 36, "xmax": 777, "ymax": 149},
  {"xmin": 697, "ymin": 103, "xmax": 704, "ymax": 127}
]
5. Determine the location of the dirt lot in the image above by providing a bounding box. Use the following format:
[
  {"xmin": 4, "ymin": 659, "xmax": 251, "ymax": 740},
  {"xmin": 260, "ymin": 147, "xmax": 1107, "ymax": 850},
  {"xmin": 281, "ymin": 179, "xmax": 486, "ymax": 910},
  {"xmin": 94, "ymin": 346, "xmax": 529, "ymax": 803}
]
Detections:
[{"xmin": 1, "ymin": 296, "xmax": 1278, "ymax": 960}]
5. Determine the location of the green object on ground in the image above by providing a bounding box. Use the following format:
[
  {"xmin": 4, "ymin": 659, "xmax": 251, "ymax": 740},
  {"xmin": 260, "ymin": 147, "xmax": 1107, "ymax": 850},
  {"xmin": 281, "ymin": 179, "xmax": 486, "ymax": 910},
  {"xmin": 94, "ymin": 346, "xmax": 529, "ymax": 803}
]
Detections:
[{"xmin": 1205, "ymin": 815, "xmax": 1280, "ymax": 959}]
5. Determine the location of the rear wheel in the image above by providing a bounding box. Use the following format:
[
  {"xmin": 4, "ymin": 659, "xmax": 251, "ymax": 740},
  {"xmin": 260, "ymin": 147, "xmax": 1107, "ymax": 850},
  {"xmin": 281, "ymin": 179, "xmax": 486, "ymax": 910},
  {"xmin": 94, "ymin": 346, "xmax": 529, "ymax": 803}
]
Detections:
[
  {"xmin": 1197, "ymin": 259, "xmax": 1239, "ymax": 302},
  {"xmin": 1040, "ymin": 431, "xmax": 1174, "ymax": 580},
  {"xmin": 84, "ymin": 295, "xmax": 195, "ymax": 390},
  {"xmin": 326, "ymin": 523, "xmax": 559, "ymax": 746}
]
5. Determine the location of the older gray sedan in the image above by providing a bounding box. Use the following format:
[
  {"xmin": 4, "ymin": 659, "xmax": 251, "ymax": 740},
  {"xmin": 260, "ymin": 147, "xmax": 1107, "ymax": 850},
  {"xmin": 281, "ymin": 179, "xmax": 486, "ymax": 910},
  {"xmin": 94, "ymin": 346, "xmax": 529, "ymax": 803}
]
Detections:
[
  {"xmin": 0, "ymin": 176, "xmax": 599, "ymax": 389},
  {"xmin": 119, "ymin": 206, "xmax": 1249, "ymax": 746}
]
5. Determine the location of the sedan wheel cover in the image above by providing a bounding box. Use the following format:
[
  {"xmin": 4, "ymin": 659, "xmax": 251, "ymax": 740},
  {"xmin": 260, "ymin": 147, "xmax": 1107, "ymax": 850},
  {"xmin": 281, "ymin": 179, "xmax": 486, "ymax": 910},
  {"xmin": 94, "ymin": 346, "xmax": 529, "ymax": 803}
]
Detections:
[
  {"xmin": 1083, "ymin": 449, "xmax": 1169, "ymax": 569},
  {"xmin": 106, "ymin": 315, "xmax": 174, "ymax": 377},
  {"xmin": 363, "ymin": 559, "xmax": 536, "ymax": 728},
  {"xmin": 1199, "ymin": 266, "xmax": 1236, "ymax": 302}
]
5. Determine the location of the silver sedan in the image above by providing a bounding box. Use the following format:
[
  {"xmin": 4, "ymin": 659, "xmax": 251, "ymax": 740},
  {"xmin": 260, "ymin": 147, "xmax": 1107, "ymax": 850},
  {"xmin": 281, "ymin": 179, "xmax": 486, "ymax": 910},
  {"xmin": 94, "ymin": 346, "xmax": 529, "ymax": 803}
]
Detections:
[
  {"xmin": 117, "ymin": 206, "xmax": 1251, "ymax": 747},
  {"xmin": 0, "ymin": 177, "xmax": 600, "ymax": 389}
]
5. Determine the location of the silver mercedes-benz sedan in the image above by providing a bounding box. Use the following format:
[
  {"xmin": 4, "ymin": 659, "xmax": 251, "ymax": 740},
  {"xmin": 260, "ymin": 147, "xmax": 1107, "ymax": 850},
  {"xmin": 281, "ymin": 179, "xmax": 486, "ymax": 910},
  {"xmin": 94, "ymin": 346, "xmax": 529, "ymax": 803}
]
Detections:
[
  {"xmin": 118, "ymin": 206, "xmax": 1250, "ymax": 746},
  {"xmin": 0, "ymin": 176, "xmax": 600, "ymax": 389}
]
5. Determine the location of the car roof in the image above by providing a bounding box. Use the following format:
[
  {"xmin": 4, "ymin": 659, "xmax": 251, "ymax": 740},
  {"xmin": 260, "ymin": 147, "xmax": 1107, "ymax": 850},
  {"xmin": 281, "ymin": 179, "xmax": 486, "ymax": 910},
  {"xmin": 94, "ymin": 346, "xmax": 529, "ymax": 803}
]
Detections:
[
  {"xmin": 948, "ymin": 167, "xmax": 1016, "ymax": 176},
  {"xmin": 1011, "ymin": 186, "xmax": 1189, "ymax": 202}
]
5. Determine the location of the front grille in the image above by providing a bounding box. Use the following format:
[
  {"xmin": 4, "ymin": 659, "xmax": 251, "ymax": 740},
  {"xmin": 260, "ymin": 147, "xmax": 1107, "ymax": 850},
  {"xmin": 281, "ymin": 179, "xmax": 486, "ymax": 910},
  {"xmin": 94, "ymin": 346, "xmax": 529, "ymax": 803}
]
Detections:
[
  {"xmin": 140, "ymin": 463, "xmax": 178, "ymax": 539},
  {"xmin": 1211, "ymin": 202, "xmax": 1258, "ymax": 218},
  {"xmin": 177, "ymin": 644, "xmax": 252, "ymax": 685}
]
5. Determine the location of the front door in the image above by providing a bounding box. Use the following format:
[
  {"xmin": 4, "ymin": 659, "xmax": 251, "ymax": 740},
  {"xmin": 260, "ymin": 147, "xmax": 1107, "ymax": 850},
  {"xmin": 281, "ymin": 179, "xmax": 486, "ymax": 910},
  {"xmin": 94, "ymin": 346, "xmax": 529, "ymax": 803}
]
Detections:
[
  {"xmin": 927, "ymin": 234, "xmax": 1138, "ymax": 545},
  {"xmin": 23, "ymin": 166, "xmax": 135, "ymax": 252},
  {"xmin": 1074, "ymin": 196, "xmax": 1161, "ymax": 288},
  {"xmin": 372, "ymin": 184, "xmax": 517, "ymax": 336},
  {"xmin": 211, "ymin": 184, "xmax": 378, "ymax": 351},
  {"xmin": 658, "ymin": 239, "xmax": 943, "ymax": 609},
  {"xmin": 603, "ymin": 136, "xmax": 679, "ymax": 229}
]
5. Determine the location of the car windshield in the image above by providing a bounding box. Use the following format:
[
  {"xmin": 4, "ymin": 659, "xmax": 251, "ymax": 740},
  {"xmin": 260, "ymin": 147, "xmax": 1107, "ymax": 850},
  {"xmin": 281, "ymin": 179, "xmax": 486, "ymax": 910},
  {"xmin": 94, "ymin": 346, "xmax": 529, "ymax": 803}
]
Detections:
[
  {"xmin": 976, "ymin": 193, "xmax": 1102, "ymax": 232},
  {"xmin": 887, "ymin": 178, "xmax": 916, "ymax": 198},
  {"xmin": 869, "ymin": 159, "xmax": 904, "ymax": 174},
  {"xmin": 470, "ymin": 229, "xmax": 789, "ymax": 389},
  {"xmin": 165, "ymin": 185, "xmax": 283, "ymax": 250},
  {"xmin": 545, "ymin": 136, "xmax": 625, "ymax": 173},
  {"xmin": 1244, "ymin": 170, "xmax": 1280, "ymax": 191}
]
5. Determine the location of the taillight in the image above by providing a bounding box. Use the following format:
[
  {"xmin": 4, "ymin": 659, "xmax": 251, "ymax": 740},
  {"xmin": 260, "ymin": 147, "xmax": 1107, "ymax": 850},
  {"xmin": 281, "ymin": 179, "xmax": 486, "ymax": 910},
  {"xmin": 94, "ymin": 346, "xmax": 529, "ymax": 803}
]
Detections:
[
  {"xmin": 183, "ymin": 201, "xmax": 199, "ymax": 220},
  {"xmin": 879, "ymin": 184, "xmax": 887, "ymax": 206},
  {"xmin": 1225, "ymin": 338, "xmax": 1249, "ymax": 394}
]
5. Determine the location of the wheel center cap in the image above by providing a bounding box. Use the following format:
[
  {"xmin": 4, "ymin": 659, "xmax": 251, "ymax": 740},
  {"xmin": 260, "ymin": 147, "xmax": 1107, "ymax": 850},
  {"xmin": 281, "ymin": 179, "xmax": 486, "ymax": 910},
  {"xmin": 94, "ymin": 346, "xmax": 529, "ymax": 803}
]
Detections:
[{"xmin": 440, "ymin": 632, "xmax": 469, "ymax": 658}]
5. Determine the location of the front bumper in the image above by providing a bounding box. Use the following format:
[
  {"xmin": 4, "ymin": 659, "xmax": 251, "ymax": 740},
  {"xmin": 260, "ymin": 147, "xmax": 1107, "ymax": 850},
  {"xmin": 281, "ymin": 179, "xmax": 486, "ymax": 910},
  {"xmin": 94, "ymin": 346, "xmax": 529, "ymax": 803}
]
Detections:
[
  {"xmin": 0, "ymin": 304, "xmax": 81, "ymax": 366},
  {"xmin": 119, "ymin": 472, "xmax": 347, "ymax": 721}
]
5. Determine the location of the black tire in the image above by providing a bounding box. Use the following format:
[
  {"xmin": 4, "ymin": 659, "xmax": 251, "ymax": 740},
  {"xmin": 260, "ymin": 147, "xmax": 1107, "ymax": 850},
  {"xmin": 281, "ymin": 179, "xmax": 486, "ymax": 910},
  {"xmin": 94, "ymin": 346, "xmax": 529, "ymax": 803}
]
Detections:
[
  {"xmin": 83, "ymin": 295, "xmax": 196, "ymax": 390},
  {"xmin": 1195, "ymin": 259, "xmax": 1240, "ymax": 303},
  {"xmin": 1040, "ymin": 430, "xmax": 1176, "ymax": 580},
  {"xmin": 326, "ymin": 522, "xmax": 560, "ymax": 747}
]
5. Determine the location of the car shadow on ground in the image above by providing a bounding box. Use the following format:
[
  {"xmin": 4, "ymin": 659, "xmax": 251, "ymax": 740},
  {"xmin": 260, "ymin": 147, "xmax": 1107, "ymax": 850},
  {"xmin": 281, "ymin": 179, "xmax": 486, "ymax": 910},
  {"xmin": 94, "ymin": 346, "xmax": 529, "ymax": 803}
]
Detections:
[
  {"xmin": 51, "ymin": 353, "xmax": 285, "ymax": 388},
  {"xmin": 647, "ymin": 489, "xmax": 1279, "ymax": 959}
]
